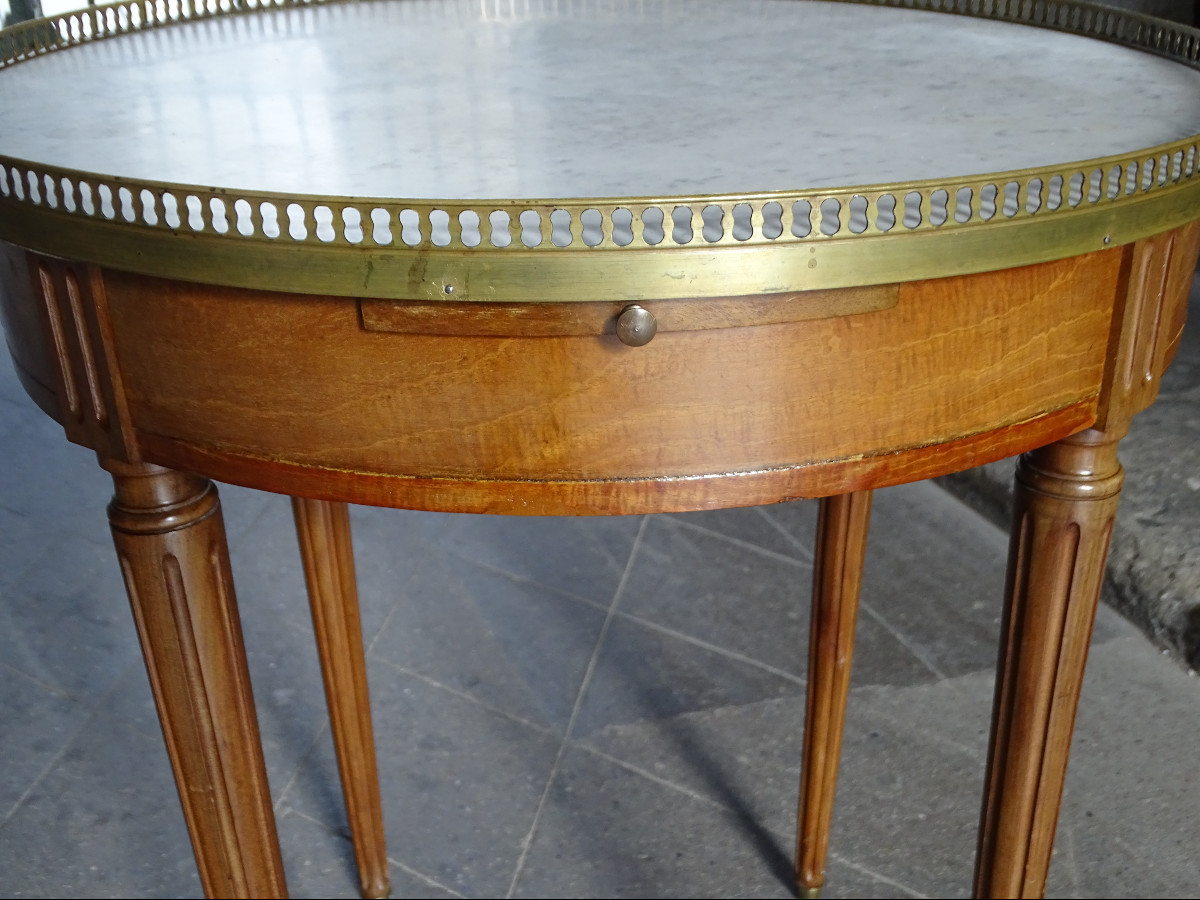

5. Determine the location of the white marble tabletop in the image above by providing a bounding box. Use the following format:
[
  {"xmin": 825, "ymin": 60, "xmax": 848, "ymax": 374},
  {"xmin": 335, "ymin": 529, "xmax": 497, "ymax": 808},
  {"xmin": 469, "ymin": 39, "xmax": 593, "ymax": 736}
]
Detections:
[{"xmin": 3, "ymin": 0, "xmax": 1200, "ymax": 199}]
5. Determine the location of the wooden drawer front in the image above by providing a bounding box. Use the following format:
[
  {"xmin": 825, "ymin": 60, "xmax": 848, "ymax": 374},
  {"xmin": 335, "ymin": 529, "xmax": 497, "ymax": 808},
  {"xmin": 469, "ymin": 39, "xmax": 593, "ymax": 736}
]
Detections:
[{"xmin": 102, "ymin": 250, "xmax": 1118, "ymax": 484}]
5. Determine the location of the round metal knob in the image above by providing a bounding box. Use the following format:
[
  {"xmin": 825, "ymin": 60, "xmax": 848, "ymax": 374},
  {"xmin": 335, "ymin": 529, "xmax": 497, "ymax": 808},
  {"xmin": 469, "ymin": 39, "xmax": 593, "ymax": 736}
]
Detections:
[{"xmin": 615, "ymin": 304, "xmax": 657, "ymax": 347}]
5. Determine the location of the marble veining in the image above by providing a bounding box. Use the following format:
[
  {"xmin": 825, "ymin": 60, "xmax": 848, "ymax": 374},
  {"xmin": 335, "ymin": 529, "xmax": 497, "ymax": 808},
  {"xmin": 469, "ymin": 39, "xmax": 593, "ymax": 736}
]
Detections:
[{"xmin": 3, "ymin": 0, "xmax": 1200, "ymax": 199}]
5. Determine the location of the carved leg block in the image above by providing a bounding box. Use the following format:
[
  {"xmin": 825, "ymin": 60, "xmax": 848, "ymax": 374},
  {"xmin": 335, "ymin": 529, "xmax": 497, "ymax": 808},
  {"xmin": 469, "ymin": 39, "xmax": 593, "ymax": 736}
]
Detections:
[
  {"xmin": 796, "ymin": 490, "xmax": 873, "ymax": 899},
  {"xmin": 104, "ymin": 460, "xmax": 287, "ymax": 899},
  {"xmin": 292, "ymin": 497, "xmax": 390, "ymax": 900},
  {"xmin": 974, "ymin": 429, "xmax": 1124, "ymax": 899}
]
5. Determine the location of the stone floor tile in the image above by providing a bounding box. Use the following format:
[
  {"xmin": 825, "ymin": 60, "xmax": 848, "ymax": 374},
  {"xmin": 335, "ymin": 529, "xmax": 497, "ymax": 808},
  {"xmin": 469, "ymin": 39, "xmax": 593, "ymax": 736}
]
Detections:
[
  {"xmin": 0, "ymin": 663, "xmax": 84, "ymax": 821},
  {"xmin": 278, "ymin": 807, "xmax": 463, "ymax": 900},
  {"xmin": 283, "ymin": 660, "xmax": 562, "ymax": 899},
  {"xmin": 0, "ymin": 534, "xmax": 140, "ymax": 703},
  {"xmin": 511, "ymin": 744, "xmax": 799, "ymax": 900},
  {"xmin": 570, "ymin": 614, "xmax": 804, "ymax": 739},
  {"xmin": 665, "ymin": 501, "xmax": 817, "ymax": 563},
  {"xmin": 0, "ymin": 673, "xmax": 203, "ymax": 899},
  {"xmin": 443, "ymin": 513, "xmax": 642, "ymax": 607},
  {"xmin": 618, "ymin": 514, "xmax": 934, "ymax": 689},
  {"xmin": 370, "ymin": 547, "xmax": 608, "ymax": 732},
  {"xmin": 572, "ymin": 695, "xmax": 807, "ymax": 841}
]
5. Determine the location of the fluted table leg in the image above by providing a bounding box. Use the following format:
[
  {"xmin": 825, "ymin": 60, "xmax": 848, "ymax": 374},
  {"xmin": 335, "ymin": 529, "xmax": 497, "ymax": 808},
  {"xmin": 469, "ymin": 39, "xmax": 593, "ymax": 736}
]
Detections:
[
  {"xmin": 292, "ymin": 497, "xmax": 390, "ymax": 900},
  {"xmin": 103, "ymin": 459, "xmax": 287, "ymax": 899},
  {"xmin": 796, "ymin": 490, "xmax": 873, "ymax": 899},
  {"xmin": 974, "ymin": 428, "xmax": 1125, "ymax": 898}
]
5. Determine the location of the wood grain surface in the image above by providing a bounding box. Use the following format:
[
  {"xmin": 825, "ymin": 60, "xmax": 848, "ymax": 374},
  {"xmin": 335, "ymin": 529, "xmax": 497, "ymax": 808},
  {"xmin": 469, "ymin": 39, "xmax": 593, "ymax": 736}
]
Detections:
[{"xmin": 50, "ymin": 249, "xmax": 1125, "ymax": 513}]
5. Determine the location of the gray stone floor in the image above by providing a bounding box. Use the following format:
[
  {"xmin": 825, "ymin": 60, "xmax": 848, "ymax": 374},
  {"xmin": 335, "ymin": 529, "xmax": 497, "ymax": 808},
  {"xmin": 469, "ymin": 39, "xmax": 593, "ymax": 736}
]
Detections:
[{"xmin": 1, "ymin": 344, "xmax": 1199, "ymax": 899}]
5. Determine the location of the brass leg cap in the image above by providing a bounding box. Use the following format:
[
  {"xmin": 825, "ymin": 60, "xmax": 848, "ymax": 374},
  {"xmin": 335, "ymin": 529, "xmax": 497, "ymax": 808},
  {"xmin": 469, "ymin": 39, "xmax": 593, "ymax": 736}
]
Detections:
[{"xmin": 798, "ymin": 887, "xmax": 822, "ymax": 899}]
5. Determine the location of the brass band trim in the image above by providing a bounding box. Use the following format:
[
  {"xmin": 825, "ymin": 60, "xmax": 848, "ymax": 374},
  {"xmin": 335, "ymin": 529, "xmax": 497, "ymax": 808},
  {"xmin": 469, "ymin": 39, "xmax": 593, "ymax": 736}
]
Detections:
[{"xmin": 2, "ymin": 0, "xmax": 1200, "ymax": 300}]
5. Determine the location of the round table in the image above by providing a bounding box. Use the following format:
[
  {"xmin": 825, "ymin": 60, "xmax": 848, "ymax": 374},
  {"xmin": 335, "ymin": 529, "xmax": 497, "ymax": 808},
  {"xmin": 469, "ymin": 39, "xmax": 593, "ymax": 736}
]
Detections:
[{"xmin": 2, "ymin": 0, "xmax": 1199, "ymax": 897}]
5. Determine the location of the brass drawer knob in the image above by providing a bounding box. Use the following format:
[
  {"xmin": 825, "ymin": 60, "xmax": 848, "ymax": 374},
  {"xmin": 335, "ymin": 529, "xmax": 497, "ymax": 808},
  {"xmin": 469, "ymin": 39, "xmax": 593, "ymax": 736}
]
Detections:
[{"xmin": 616, "ymin": 304, "xmax": 657, "ymax": 346}]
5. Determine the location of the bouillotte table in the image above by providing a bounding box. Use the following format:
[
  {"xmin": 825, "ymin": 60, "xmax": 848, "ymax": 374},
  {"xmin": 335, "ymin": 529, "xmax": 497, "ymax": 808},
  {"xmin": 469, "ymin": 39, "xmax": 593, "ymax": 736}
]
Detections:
[{"xmin": 2, "ymin": 0, "xmax": 1200, "ymax": 896}]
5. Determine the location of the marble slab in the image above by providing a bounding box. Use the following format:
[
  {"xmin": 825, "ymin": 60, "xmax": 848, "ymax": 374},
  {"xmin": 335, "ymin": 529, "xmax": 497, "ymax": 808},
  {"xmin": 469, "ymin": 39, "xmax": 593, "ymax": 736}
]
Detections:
[{"xmin": 4, "ymin": 0, "xmax": 1200, "ymax": 198}]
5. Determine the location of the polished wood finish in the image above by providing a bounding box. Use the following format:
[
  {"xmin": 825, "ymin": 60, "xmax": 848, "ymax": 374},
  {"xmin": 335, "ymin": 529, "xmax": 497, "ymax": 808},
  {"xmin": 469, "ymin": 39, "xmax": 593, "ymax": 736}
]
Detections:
[
  {"xmin": 796, "ymin": 491, "xmax": 873, "ymax": 897},
  {"xmin": 358, "ymin": 283, "xmax": 900, "ymax": 337},
  {"xmin": 291, "ymin": 498, "xmax": 390, "ymax": 900},
  {"xmin": 974, "ymin": 428, "xmax": 1125, "ymax": 898},
  {"xmin": 1098, "ymin": 219, "xmax": 1200, "ymax": 430},
  {"xmin": 0, "ymin": 222, "xmax": 1195, "ymax": 899},
  {"xmin": 2, "ymin": 6, "xmax": 1197, "ymax": 896},
  {"xmin": 93, "ymin": 251, "xmax": 1117, "ymax": 512},
  {"xmin": 29, "ymin": 256, "xmax": 136, "ymax": 461},
  {"xmin": 135, "ymin": 405, "xmax": 1095, "ymax": 517},
  {"xmin": 971, "ymin": 215, "xmax": 1200, "ymax": 900},
  {"xmin": 103, "ymin": 459, "xmax": 286, "ymax": 899}
]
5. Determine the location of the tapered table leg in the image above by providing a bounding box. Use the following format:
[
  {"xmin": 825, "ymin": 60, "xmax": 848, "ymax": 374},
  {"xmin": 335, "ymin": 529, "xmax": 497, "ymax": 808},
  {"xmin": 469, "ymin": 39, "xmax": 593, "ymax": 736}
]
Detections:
[
  {"xmin": 292, "ymin": 497, "xmax": 391, "ymax": 900},
  {"xmin": 796, "ymin": 491, "xmax": 874, "ymax": 899},
  {"xmin": 103, "ymin": 459, "xmax": 287, "ymax": 899},
  {"xmin": 974, "ymin": 428, "xmax": 1125, "ymax": 898}
]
